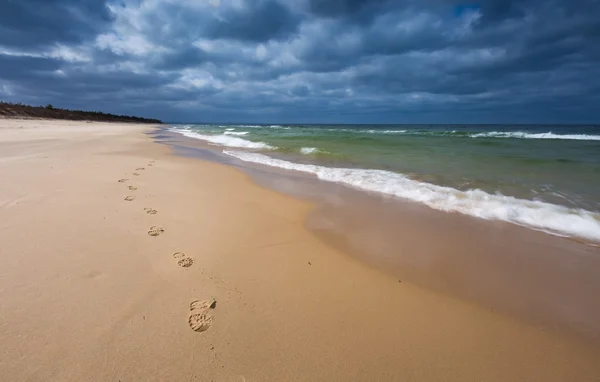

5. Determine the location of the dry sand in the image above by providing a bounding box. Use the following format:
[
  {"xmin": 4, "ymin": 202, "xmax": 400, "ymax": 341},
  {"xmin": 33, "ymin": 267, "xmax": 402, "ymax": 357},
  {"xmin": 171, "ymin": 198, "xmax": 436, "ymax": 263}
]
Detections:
[{"xmin": 1, "ymin": 119, "xmax": 599, "ymax": 381}]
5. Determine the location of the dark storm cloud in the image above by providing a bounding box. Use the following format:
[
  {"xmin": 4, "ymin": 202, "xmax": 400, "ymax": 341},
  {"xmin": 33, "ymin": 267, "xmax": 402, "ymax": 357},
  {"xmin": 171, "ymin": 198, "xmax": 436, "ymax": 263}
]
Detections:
[
  {"xmin": 0, "ymin": 0, "xmax": 113, "ymax": 48},
  {"xmin": 305, "ymin": 0, "xmax": 426, "ymax": 35},
  {"xmin": 153, "ymin": 47, "xmax": 210, "ymax": 70},
  {"xmin": 306, "ymin": 0, "xmax": 391, "ymax": 20},
  {"xmin": 475, "ymin": 0, "xmax": 530, "ymax": 24},
  {"xmin": 0, "ymin": 54, "xmax": 61, "ymax": 78},
  {"xmin": 1, "ymin": 0, "xmax": 600, "ymax": 123},
  {"xmin": 203, "ymin": 0, "xmax": 301, "ymax": 42},
  {"xmin": 307, "ymin": 0, "xmax": 377, "ymax": 16},
  {"xmin": 128, "ymin": 0, "xmax": 301, "ymax": 47}
]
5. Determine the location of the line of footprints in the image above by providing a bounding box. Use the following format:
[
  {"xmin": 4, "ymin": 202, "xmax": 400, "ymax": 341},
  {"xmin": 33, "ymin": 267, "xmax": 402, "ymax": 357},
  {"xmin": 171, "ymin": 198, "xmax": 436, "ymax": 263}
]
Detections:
[{"xmin": 118, "ymin": 160, "xmax": 216, "ymax": 333}]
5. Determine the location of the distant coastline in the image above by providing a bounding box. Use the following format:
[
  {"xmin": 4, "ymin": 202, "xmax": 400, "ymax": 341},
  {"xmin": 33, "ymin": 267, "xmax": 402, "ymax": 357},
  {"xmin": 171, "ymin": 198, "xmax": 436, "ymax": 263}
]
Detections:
[{"xmin": 0, "ymin": 102, "xmax": 162, "ymax": 124}]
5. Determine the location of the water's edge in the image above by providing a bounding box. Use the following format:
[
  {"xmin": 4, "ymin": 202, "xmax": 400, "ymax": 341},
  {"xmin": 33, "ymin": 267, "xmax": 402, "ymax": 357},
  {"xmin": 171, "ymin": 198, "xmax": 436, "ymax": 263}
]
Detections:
[
  {"xmin": 151, "ymin": 126, "xmax": 600, "ymax": 346},
  {"xmin": 169, "ymin": 124, "xmax": 600, "ymax": 244}
]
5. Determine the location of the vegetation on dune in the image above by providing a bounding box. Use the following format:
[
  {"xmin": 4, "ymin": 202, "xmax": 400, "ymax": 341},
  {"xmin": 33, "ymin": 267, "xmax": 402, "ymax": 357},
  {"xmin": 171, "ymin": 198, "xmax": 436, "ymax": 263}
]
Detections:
[{"xmin": 0, "ymin": 101, "xmax": 162, "ymax": 124}]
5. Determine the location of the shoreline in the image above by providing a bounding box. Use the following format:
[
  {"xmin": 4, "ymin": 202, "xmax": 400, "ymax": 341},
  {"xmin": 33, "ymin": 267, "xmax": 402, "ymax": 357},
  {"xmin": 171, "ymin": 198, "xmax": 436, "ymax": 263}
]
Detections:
[
  {"xmin": 2, "ymin": 119, "xmax": 600, "ymax": 381},
  {"xmin": 160, "ymin": 126, "xmax": 600, "ymax": 344},
  {"xmin": 170, "ymin": 124, "xmax": 600, "ymax": 244}
]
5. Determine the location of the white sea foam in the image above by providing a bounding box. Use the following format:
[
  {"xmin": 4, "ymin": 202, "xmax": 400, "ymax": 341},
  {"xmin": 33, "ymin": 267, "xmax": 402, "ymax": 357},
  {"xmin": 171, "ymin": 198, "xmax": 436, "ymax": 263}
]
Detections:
[
  {"xmin": 224, "ymin": 131, "xmax": 250, "ymax": 136},
  {"xmin": 365, "ymin": 129, "xmax": 408, "ymax": 134},
  {"xmin": 470, "ymin": 131, "xmax": 600, "ymax": 140},
  {"xmin": 171, "ymin": 129, "xmax": 274, "ymax": 149},
  {"xmin": 299, "ymin": 147, "xmax": 331, "ymax": 155},
  {"xmin": 300, "ymin": 147, "xmax": 318, "ymax": 154},
  {"xmin": 324, "ymin": 128, "xmax": 408, "ymax": 134},
  {"xmin": 225, "ymin": 128, "xmax": 235, "ymax": 131},
  {"xmin": 223, "ymin": 150, "xmax": 600, "ymax": 242}
]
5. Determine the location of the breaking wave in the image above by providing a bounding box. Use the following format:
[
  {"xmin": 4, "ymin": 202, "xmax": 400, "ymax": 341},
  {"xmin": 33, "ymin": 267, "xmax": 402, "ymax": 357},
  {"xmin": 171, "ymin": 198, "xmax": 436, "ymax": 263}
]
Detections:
[
  {"xmin": 171, "ymin": 128, "xmax": 274, "ymax": 149},
  {"xmin": 224, "ymin": 131, "xmax": 250, "ymax": 136},
  {"xmin": 470, "ymin": 132, "xmax": 600, "ymax": 140},
  {"xmin": 223, "ymin": 150, "xmax": 600, "ymax": 242}
]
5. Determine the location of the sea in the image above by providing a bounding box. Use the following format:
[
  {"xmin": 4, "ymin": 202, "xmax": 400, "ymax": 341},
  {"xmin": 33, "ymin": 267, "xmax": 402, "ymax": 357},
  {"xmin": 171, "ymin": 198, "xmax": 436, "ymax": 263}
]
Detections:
[{"xmin": 168, "ymin": 124, "xmax": 600, "ymax": 243}]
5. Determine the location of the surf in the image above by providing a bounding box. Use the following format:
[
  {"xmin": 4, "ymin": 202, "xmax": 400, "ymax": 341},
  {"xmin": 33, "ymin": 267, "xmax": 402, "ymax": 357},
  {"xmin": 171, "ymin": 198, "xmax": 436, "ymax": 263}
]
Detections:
[{"xmin": 223, "ymin": 150, "xmax": 600, "ymax": 242}]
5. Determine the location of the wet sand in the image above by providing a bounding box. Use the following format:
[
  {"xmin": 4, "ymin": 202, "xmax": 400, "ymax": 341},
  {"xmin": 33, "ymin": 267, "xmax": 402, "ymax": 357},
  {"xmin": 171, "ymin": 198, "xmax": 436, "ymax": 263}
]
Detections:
[
  {"xmin": 1, "ymin": 119, "xmax": 600, "ymax": 381},
  {"xmin": 162, "ymin": 127, "xmax": 600, "ymax": 343}
]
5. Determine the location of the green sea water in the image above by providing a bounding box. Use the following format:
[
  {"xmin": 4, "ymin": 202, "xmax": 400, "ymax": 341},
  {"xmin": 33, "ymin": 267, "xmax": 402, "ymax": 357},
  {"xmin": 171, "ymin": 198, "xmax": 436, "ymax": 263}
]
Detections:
[{"xmin": 169, "ymin": 123, "xmax": 600, "ymax": 241}]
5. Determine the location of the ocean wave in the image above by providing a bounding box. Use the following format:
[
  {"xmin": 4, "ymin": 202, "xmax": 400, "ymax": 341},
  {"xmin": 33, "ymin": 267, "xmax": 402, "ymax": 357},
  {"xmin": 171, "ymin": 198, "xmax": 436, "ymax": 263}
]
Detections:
[
  {"xmin": 365, "ymin": 129, "xmax": 408, "ymax": 134},
  {"xmin": 237, "ymin": 124, "xmax": 291, "ymax": 129},
  {"xmin": 470, "ymin": 132, "xmax": 600, "ymax": 140},
  {"xmin": 223, "ymin": 150, "xmax": 600, "ymax": 242},
  {"xmin": 224, "ymin": 131, "xmax": 250, "ymax": 136},
  {"xmin": 340, "ymin": 129, "xmax": 600, "ymax": 140},
  {"xmin": 226, "ymin": 124, "xmax": 290, "ymax": 129},
  {"xmin": 300, "ymin": 147, "xmax": 318, "ymax": 154},
  {"xmin": 358, "ymin": 129, "xmax": 600, "ymax": 140},
  {"xmin": 299, "ymin": 147, "xmax": 331, "ymax": 155},
  {"xmin": 323, "ymin": 128, "xmax": 409, "ymax": 134},
  {"xmin": 175, "ymin": 125, "xmax": 600, "ymax": 141},
  {"xmin": 171, "ymin": 129, "xmax": 274, "ymax": 149}
]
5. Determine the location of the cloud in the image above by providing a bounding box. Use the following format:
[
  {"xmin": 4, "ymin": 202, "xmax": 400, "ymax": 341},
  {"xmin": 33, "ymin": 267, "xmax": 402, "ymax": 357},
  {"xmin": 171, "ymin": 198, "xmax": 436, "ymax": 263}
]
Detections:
[
  {"xmin": 0, "ymin": 0, "xmax": 113, "ymax": 49},
  {"xmin": 306, "ymin": 0, "xmax": 389, "ymax": 18},
  {"xmin": 0, "ymin": 0, "xmax": 599, "ymax": 123},
  {"xmin": 0, "ymin": 54, "xmax": 62, "ymax": 79},
  {"xmin": 203, "ymin": 0, "xmax": 302, "ymax": 42}
]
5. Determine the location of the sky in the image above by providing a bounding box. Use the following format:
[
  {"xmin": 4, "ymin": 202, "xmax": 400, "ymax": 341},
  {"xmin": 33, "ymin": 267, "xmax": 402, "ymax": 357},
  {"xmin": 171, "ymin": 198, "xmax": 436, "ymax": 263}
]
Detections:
[{"xmin": 1, "ymin": 0, "xmax": 599, "ymax": 124}]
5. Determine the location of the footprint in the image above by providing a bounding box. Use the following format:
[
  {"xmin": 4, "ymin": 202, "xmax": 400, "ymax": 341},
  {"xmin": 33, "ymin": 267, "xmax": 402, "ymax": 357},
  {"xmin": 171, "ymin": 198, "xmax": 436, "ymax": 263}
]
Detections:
[
  {"xmin": 143, "ymin": 207, "xmax": 157, "ymax": 215},
  {"xmin": 133, "ymin": 172, "xmax": 140, "ymax": 176},
  {"xmin": 147, "ymin": 164, "xmax": 153, "ymax": 167},
  {"xmin": 124, "ymin": 196, "xmax": 135, "ymax": 201},
  {"xmin": 178, "ymin": 258, "xmax": 194, "ymax": 268},
  {"xmin": 149, "ymin": 160, "xmax": 155, "ymax": 163},
  {"xmin": 190, "ymin": 299, "xmax": 216, "ymax": 311},
  {"xmin": 148, "ymin": 226, "xmax": 164, "ymax": 236},
  {"xmin": 118, "ymin": 179, "xmax": 128, "ymax": 183},
  {"xmin": 173, "ymin": 252, "xmax": 186, "ymax": 259},
  {"xmin": 188, "ymin": 298, "xmax": 216, "ymax": 332},
  {"xmin": 128, "ymin": 186, "xmax": 138, "ymax": 191},
  {"xmin": 173, "ymin": 252, "xmax": 194, "ymax": 268},
  {"xmin": 136, "ymin": 167, "xmax": 145, "ymax": 171},
  {"xmin": 189, "ymin": 314, "xmax": 213, "ymax": 333}
]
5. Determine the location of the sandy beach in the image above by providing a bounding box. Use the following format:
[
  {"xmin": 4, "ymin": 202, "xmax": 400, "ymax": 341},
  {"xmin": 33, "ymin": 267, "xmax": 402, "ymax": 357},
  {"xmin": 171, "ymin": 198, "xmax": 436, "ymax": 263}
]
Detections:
[{"xmin": 1, "ymin": 119, "xmax": 600, "ymax": 381}]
